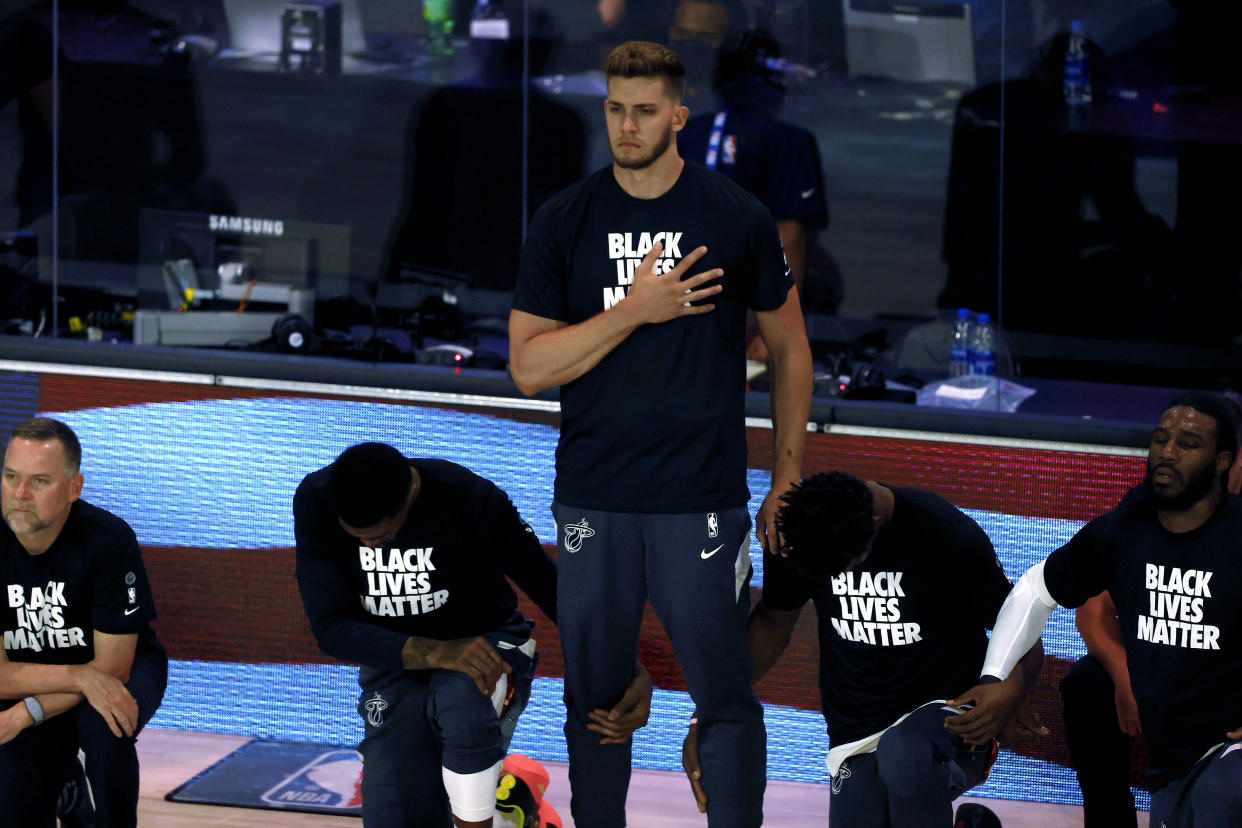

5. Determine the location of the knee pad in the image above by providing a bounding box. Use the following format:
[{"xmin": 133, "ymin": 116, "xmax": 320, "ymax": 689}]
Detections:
[{"xmin": 442, "ymin": 760, "xmax": 502, "ymax": 822}]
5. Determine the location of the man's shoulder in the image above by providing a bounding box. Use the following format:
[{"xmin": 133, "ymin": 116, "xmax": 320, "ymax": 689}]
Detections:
[
  {"xmin": 1218, "ymin": 491, "xmax": 1242, "ymax": 520},
  {"xmin": 890, "ymin": 485, "xmax": 958, "ymax": 519},
  {"xmin": 681, "ymin": 161, "xmax": 770, "ymax": 217},
  {"xmin": 417, "ymin": 457, "xmax": 470, "ymax": 483},
  {"xmin": 71, "ymin": 499, "xmax": 134, "ymax": 539},
  {"xmin": 295, "ymin": 464, "xmax": 332, "ymax": 501},
  {"xmin": 418, "ymin": 458, "xmax": 494, "ymax": 498},
  {"xmin": 890, "ymin": 486, "xmax": 986, "ymax": 541},
  {"xmin": 537, "ymin": 167, "xmax": 612, "ymax": 217}
]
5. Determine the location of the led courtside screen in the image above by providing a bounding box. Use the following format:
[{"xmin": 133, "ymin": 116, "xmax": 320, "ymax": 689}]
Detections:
[{"xmin": 0, "ymin": 367, "xmax": 1150, "ymax": 810}]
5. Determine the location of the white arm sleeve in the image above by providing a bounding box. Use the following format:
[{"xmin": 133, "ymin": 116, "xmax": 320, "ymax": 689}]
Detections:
[{"xmin": 981, "ymin": 561, "xmax": 1059, "ymax": 680}]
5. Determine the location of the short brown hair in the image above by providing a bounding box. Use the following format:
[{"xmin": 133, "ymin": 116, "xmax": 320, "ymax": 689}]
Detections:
[
  {"xmin": 8, "ymin": 417, "xmax": 82, "ymax": 473},
  {"xmin": 605, "ymin": 41, "xmax": 686, "ymax": 100}
]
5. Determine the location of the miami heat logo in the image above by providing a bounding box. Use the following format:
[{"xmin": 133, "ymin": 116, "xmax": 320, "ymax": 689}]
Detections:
[
  {"xmin": 563, "ymin": 519, "xmax": 595, "ymax": 554},
  {"xmin": 364, "ymin": 692, "xmax": 388, "ymax": 727},
  {"xmin": 831, "ymin": 763, "xmax": 851, "ymax": 794}
]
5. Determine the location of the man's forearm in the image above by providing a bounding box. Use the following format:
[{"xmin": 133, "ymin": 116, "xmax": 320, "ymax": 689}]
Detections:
[
  {"xmin": 1016, "ymin": 640, "xmax": 1044, "ymax": 693},
  {"xmin": 767, "ymin": 335, "xmax": 812, "ymax": 489},
  {"xmin": 31, "ymin": 691, "xmax": 83, "ymax": 722},
  {"xmin": 0, "ymin": 662, "xmax": 83, "ymax": 699},
  {"xmin": 1077, "ymin": 602, "xmax": 1131, "ymax": 689},
  {"xmin": 747, "ymin": 605, "xmax": 800, "ymax": 685},
  {"xmin": 509, "ymin": 306, "xmax": 642, "ymax": 395},
  {"xmin": 400, "ymin": 635, "xmax": 477, "ymax": 671}
]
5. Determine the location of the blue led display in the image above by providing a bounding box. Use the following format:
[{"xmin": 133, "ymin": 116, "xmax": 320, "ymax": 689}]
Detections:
[{"xmin": 37, "ymin": 390, "xmax": 1148, "ymax": 810}]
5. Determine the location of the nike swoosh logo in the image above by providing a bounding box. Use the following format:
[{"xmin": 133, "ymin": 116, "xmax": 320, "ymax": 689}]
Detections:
[
  {"xmin": 700, "ymin": 544, "xmax": 724, "ymax": 559},
  {"xmin": 124, "ymin": 606, "xmax": 141, "ymax": 616},
  {"xmin": 801, "ymin": 188, "xmax": 815, "ymax": 198}
]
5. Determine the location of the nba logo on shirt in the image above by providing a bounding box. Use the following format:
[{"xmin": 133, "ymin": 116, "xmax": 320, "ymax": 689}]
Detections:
[
  {"xmin": 127, "ymin": 588, "xmax": 136, "ymax": 604},
  {"xmin": 707, "ymin": 513, "xmax": 719, "ymax": 538},
  {"xmin": 261, "ymin": 750, "xmax": 363, "ymax": 811},
  {"xmin": 722, "ymin": 135, "xmax": 737, "ymax": 165}
]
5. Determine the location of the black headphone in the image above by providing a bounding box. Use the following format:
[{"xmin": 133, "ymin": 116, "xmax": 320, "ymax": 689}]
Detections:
[{"xmin": 713, "ymin": 27, "xmax": 786, "ymax": 100}]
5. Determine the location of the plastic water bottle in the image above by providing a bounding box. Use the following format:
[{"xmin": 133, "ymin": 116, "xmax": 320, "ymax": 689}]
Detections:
[
  {"xmin": 969, "ymin": 313, "xmax": 996, "ymax": 376},
  {"xmin": 949, "ymin": 308, "xmax": 972, "ymax": 377},
  {"xmin": 1063, "ymin": 21, "xmax": 1092, "ymax": 107},
  {"xmin": 423, "ymin": 0, "xmax": 454, "ymax": 59}
]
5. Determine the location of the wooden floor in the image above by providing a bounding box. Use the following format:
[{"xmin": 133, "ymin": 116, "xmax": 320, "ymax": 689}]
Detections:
[{"xmin": 135, "ymin": 729, "xmax": 1149, "ymax": 827}]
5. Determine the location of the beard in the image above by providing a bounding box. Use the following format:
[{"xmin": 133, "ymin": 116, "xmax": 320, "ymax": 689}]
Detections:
[
  {"xmin": 611, "ymin": 123, "xmax": 674, "ymax": 171},
  {"xmin": 1145, "ymin": 459, "xmax": 1220, "ymax": 511},
  {"xmin": 3, "ymin": 505, "xmax": 48, "ymax": 534}
]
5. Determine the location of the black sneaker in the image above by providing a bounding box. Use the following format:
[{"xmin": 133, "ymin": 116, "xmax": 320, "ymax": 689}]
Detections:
[
  {"xmin": 495, "ymin": 769, "xmax": 541, "ymax": 828},
  {"xmin": 954, "ymin": 802, "xmax": 1002, "ymax": 828},
  {"xmin": 56, "ymin": 749, "xmax": 96, "ymax": 828}
]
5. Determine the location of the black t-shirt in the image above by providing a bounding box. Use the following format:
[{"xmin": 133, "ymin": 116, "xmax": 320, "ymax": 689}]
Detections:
[
  {"xmin": 680, "ymin": 109, "xmax": 828, "ymax": 230},
  {"xmin": 1044, "ymin": 491, "xmax": 1242, "ymax": 784},
  {"xmin": 1, "ymin": 500, "xmax": 162, "ymax": 666},
  {"xmin": 512, "ymin": 162, "xmax": 793, "ymax": 512},
  {"xmin": 293, "ymin": 459, "xmax": 557, "ymax": 674},
  {"xmin": 762, "ymin": 486, "xmax": 1013, "ymax": 744}
]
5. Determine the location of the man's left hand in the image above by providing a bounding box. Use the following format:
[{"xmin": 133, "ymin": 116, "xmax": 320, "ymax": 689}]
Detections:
[
  {"xmin": 586, "ymin": 662, "xmax": 652, "ymax": 744},
  {"xmin": 945, "ymin": 676, "xmax": 1025, "ymax": 747},
  {"xmin": 757, "ymin": 482, "xmax": 796, "ymax": 556}
]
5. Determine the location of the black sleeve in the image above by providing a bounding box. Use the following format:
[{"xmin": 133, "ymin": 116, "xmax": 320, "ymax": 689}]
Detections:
[
  {"xmin": 478, "ymin": 480, "xmax": 557, "ymax": 624},
  {"xmin": 1043, "ymin": 515, "xmax": 1117, "ymax": 610},
  {"xmin": 293, "ymin": 476, "xmax": 407, "ymax": 672},
  {"xmin": 763, "ymin": 126, "xmax": 828, "ymax": 229},
  {"xmin": 91, "ymin": 521, "xmax": 157, "ymax": 635},
  {"xmin": 745, "ymin": 206, "xmax": 795, "ymax": 313},
  {"xmin": 512, "ymin": 198, "xmax": 571, "ymax": 321},
  {"xmin": 760, "ymin": 551, "xmax": 812, "ymax": 612}
]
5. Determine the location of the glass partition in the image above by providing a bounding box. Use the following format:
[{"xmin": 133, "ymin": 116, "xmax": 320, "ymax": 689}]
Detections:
[
  {"xmin": 5, "ymin": 0, "xmax": 1238, "ymax": 392},
  {"xmin": 0, "ymin": 0, "xmax": 56, "ymax": 337}
]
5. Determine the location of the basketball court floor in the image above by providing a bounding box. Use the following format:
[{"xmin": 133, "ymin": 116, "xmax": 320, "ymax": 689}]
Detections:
[{"xmin": 135, "ymin": 729, "xmax": 1150, "ymax": 827}]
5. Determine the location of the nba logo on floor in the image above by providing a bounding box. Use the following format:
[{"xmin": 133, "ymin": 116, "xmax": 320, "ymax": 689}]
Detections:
[{"xmin": 260, "ymin": 749, "xmax": 363, "ymax": 811}]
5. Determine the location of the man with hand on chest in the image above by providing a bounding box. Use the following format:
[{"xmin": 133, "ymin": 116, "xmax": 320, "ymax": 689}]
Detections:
[
  {"xmin": 509, "ymin": 39, "xmax": 812, "ymax": 827},
  {"xmin": 0, "ymin": 417, "xmax": 167, "ymax": 828},
  {"xmin": 684, "ymin": 471, "xmax": 1044, "ymax": 826},
  {"xmin": 294, "ymin": 442, "xmax": 650, "ymax": 828}
]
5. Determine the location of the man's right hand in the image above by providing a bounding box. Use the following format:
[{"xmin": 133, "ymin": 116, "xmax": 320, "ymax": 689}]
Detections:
[
  {"xmin": 426, "ymin": 636, "xmax": 511, "ymax": 695},
  {"xmin": 621, "ymin": 241, "xmax": 722, "ymax": 326},
  {"xmin": 70, "ymin": 664, "xmax": 138, "ymax": 738},
  {"xmin": 682, "ymin": 720, "xmax": 708, "ymax": 814}
]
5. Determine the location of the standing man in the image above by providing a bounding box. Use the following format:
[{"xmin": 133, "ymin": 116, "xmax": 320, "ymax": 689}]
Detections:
[
  {"xmin": 684, "ymin": 471, "xmax": 1044, "ymax": 826},
  {"xmin": 950, "ymin": 391, "xmax": 1242, "ymax": 826},
  {"xmin": 0, "ymin": 417, "xmax": 167, "ymax": 828},
  {"xmin": 509, "ymin": 40, "xmax": 813, "ymax": 826},
  {"xmin": 294, "ymin": 442, "xmax": 649, "ymax": 828}
]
